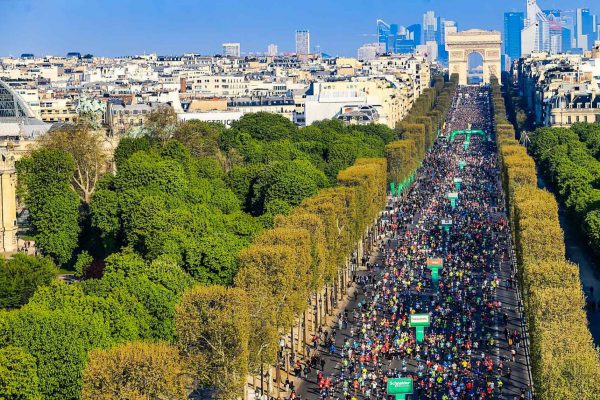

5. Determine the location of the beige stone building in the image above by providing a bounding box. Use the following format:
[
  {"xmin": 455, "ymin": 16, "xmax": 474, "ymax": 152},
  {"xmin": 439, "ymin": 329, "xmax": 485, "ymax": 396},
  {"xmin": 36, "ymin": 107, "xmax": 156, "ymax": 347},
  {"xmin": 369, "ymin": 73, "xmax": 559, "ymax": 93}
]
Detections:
[
  {"xmin": 516, "ymin": 51, "xmax": 600, "ymax": 127},
  {"xmin": 106, "ymin": 102, "xmax": 153, "ymax": 135},
  {"xmin": 304, "ymin": 77, "xmax": 415, "ymax": 128},
  {"xmin": 39, "ymin": 97, "xmax": 78, "ymax": 123}
]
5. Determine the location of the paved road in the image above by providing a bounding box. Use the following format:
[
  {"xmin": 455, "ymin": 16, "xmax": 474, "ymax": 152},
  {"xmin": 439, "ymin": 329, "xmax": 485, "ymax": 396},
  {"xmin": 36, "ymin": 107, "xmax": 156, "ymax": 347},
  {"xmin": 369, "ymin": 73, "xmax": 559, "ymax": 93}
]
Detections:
[{"xmin": 294, "ymin": 86, "xmax": 532, "ymax": 400}]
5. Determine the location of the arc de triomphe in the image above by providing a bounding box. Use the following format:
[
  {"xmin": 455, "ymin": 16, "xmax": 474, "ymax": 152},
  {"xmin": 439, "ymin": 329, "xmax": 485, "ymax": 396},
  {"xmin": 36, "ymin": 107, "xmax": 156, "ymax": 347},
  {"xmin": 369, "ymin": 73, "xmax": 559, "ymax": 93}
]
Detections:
[{"xmin": 446, "ymin": 29, "xmax": 502, "ymax": 86}]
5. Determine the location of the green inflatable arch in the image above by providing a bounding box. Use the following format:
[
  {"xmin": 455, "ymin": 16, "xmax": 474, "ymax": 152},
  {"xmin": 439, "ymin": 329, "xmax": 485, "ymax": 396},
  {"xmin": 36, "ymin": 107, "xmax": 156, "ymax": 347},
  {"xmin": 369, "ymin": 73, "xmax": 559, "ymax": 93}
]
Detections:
[{"xmin": 449, "ymin": 130, "xmax": 488, "ymax": 142}]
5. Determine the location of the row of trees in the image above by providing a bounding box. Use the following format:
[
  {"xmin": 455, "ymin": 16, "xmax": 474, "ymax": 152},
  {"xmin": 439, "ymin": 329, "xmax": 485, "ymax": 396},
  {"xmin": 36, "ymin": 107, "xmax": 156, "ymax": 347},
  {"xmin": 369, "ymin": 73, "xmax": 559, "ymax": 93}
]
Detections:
[
  {"xmin": 527, "ymin": 124, "xmax": 600, "ymax": 256},
  {"xmin": 492, "ymin": 78, "xmax": 600, "ymax": 399},
  {"xmin": 386, "ymin": 74, "xmax": 458, "ymax": 186}
]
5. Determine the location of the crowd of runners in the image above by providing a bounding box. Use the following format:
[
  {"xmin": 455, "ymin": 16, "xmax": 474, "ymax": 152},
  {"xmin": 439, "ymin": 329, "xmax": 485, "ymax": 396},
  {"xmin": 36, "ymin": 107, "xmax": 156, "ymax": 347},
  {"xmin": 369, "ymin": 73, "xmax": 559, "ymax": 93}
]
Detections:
[{"xmin": 291, "ymin": 86, "xmax": 533, "ymax": 400}]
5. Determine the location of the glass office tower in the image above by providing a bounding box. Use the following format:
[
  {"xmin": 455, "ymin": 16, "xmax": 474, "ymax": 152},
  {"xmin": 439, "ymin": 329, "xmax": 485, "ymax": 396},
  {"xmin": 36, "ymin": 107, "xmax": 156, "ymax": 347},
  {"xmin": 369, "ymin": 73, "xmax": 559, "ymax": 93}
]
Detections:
[{"xmin": 504, "ymin": 12, "xmax": 524, "ymax": 61}]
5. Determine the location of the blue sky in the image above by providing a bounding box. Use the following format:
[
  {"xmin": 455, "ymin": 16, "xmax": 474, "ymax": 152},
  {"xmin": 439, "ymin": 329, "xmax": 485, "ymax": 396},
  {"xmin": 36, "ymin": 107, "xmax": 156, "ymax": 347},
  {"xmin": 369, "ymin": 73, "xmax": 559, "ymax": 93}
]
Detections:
[{"xmin": 0, "ymin": 0, "xmax": 598, "ymax": 57}]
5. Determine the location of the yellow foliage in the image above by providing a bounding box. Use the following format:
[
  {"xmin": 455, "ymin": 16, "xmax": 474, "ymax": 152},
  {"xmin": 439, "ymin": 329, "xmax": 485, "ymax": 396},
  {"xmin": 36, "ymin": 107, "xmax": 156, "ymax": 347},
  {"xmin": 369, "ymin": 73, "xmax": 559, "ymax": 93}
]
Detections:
[
  {"xmin": 530, "ymin": 320, "xmax": 600, "ymax": 400},
  {"xmin": 175, "ymin": 285, "xmax": 250, "ymax": 399},
  {"xmin": 82, "ymin": 341, "xmax": 190, "ymax": 400},
  {"xmin": 237, "ymin": 244, "xmax": 308, "ymax": 326},
  {"xmin": 514, "ymin": 186, "xmax": 558, "ymax": 226},
  {"xmin": 522, "ymin": 260, "xmax": 580, "ymax": 295},
  {"xmin": 274, "ymin": 212, "xmax": 327, "ymax": 291},
  {"xmin": 496, "ymin": 99, "xmax": 600, "ymax": 398},
  {"xmin": 385, "ymin": 140, "xmax": 418, "ymax": 184},
  {"xmin": 516, "ymin": 217, "xmax": 565, "ymax": 266}
]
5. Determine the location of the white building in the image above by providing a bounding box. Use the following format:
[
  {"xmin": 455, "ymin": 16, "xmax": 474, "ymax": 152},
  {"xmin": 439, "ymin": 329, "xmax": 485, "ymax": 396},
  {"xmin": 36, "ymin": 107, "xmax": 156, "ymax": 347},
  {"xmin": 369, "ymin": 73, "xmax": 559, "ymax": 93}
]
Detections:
[
  {"xmin": 296, "ymin": 30, "xmax": 310, "ymax": 55},
  {"xmin": 267, "ymin": 44, "xmax": 278, "ymax": 56},
  {"xmin": 416, "ymin": 41, "xmax": 438, "ymax": 64},
  {"xmin": 222, "ymin": 43, "xmax": 241, "ymax": 57},
  {"xmin": 304, "ymin": 77, "xmax": 415, "ymax": 129},
  {"xmin": 357, "ymin": 43, "xmax": 379, "ymax": 61}
]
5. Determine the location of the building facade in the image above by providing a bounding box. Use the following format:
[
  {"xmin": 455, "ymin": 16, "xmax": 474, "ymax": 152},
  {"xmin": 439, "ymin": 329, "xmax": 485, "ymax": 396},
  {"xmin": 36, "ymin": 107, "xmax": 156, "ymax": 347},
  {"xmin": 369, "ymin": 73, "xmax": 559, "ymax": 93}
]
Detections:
[
  {"xmin": 295, "ymin": 30, "xmax": 310, "ymax": 55},
  {"xmin": 222, "ymin": 43, "xmax": 241, "ymax": 57}
]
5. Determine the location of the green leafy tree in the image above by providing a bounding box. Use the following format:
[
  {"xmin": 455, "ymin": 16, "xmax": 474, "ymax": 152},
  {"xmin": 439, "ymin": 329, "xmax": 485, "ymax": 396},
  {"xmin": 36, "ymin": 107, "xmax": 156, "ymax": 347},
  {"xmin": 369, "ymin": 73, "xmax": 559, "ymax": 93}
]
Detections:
[
  {"xmin": 251, "ymin": 160, "xmax": 328, "ymax": 215},
  {"xmin": 0, "ymin": 307, "xmax": 113, "ymax": 400},
  {"xmin": 0, "ymin": 254, "xmax": 58, "ymax": 309},
  {"xmin": 230, "ymin": 112, "xmax": 296, "ymax": 142},
  {"xmin": 38, "ymin": 121, "xmax": 108, "ymax": 203},
  {"xmin": 142, "ymin": 106, "xmax": 178, "ymax": 146},
  {"xmin": 73, "ymin": 251, "xmax": 94, "ymax": 278},
  {"xmin": 0, "ymin": 345, "xmax": 41, "ymax": 400},
  {"xmin": 173, "ymin": 119, "xmax": 224, "ymax": 157},
  {"xmin": 16, "ymin": 149, "xmax": 81, "ymax": 265},
  {"xmin": 113, "ymin": 136, "xmax": 152, "ymax": 169}
]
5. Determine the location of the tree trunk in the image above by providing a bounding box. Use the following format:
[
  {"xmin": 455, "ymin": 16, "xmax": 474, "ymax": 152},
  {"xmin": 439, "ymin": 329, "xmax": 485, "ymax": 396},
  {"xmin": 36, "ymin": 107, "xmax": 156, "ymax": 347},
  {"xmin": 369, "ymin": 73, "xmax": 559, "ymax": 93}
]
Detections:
[
  {"xmin": 324, "ymin": 286, "xmax": 329, "ymax": 317},
  {"xmin": 267, "ymin": 368, "xmax": 273, "ymax": 397},
  {"xmin": 332, "ymin": 279, "xmax": 337, "ymax": 309},
  {"xmin": 341, "ymin": 260, "xmax": 347, "ymax": 295},
  {"xmin": 290, "ymin": 325, "xmax": 294, "ymax": 364},
  {"xmin": 261, "ymin": 363, "xmax": 264, "ymax": 396},
  {"xmin": 303, "ymin": 309, "xmax": 308, "ymax": 356},
  {"xmin": 314, "ymin": 292, "xmax": 320, "ymax": 331},
  {"xmin": 275, "ymin": 364, "xmax": 281, "ymax": 399},
  {"xmin": 337, "ymin": 269, "xmax": 342, "ymax": 300},
  {"xmin": 331, "ymin": 284, "xmax": 335, "ymax": 314},
  {"xmin": 297, "ymin": 315, "xmax": 303, "ymax": 356}
]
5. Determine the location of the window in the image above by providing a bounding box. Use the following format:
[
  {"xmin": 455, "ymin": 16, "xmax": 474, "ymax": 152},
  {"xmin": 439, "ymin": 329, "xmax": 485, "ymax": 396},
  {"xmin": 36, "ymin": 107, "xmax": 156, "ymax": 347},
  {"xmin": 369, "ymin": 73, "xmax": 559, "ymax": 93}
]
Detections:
[{"xmin": 568, "ymin": 116, "xmax": 572, "ymax": 124}]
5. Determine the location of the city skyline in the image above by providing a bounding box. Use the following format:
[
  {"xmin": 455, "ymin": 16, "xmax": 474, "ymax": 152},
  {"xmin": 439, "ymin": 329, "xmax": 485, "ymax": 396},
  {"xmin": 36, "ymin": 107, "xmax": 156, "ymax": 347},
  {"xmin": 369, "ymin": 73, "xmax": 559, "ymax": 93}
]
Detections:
[{"xmin": 2, "ymin": 0, "xmax": 600, "ymax": 57}]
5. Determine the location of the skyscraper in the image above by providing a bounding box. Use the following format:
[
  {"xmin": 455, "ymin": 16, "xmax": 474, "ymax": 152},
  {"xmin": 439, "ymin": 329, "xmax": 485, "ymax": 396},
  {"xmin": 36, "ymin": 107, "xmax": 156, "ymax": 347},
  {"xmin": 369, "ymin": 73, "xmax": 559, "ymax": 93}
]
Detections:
[
  {"xmin": 408, "ymin": 24, "xmax": 422, "ymax": 48},
  {"xmin": 422, "ymin": 11, "xmax": 437, "ymax": 44},
  {"xmin": 576, "ymin": 8, "xmax": 597, "ymax": 50},
  {"xmin": 547, "ymin": 14, "xmax": 563, "ymax": 54},
  {"xmin": 504, "ymin": 12, "xmax": 524, "ymax": 61},
  {"xmin": 377, "ymin": 19, "xmax": 391, "ymax": 53},
  {"xmin": 437, "ymin": 19, "xmax": 456, "ymax": 64},
  {"xmin": 295, "ymin": 30, "xmax": 310, "ymax": 55},
  {"xmin": 561, "ymin": 10, "xmax": 576, "ymax": 51},
  {"xmin": 521, "ymin": 0, "xmax": 546, "ymax": 55},
  {"xmin": 267, "ymin": 44, "xmax": 278, "ymax": 56},
  {"xmin": 222, "ymin": 42, "xmax": 240, "ymax": 57},
  {"xmin": 377, "ymin": 19, "xmax": 419, "ymax": 54}
]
